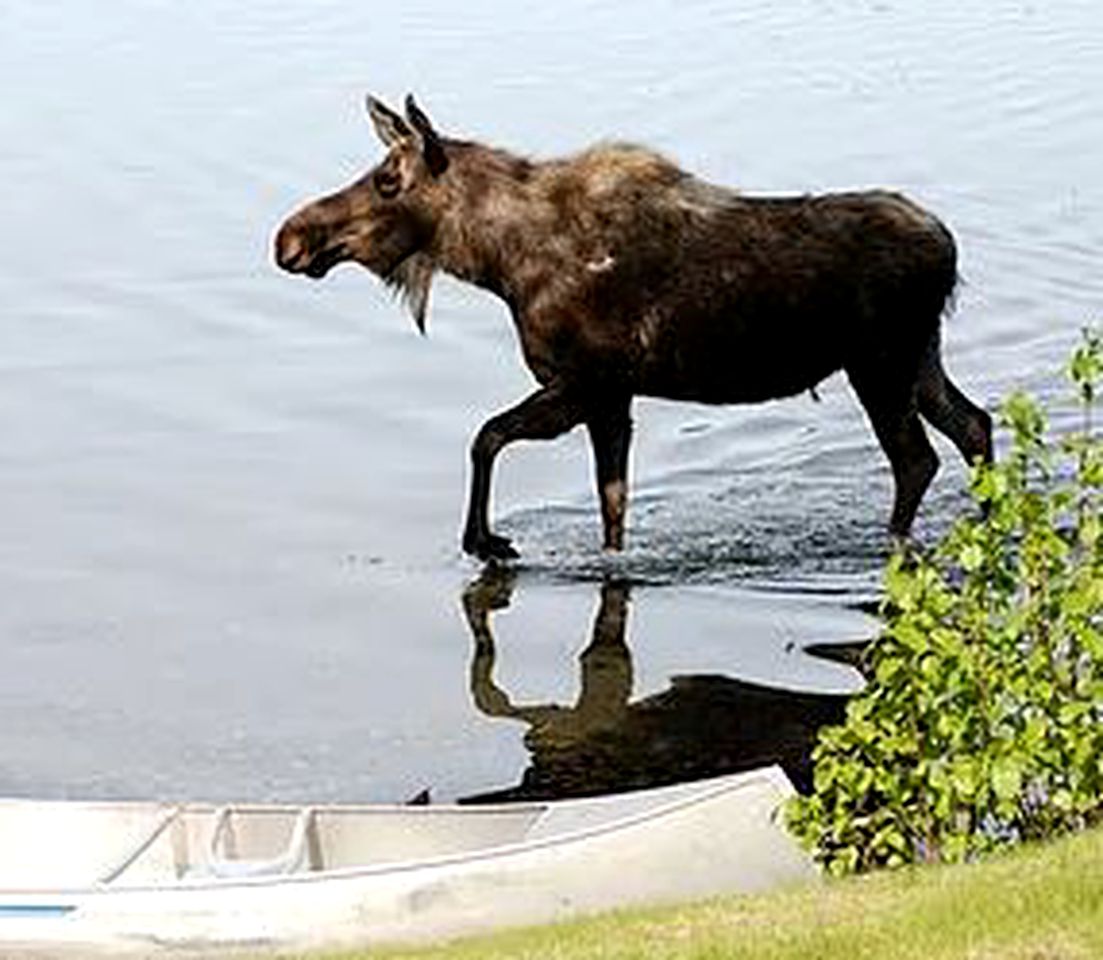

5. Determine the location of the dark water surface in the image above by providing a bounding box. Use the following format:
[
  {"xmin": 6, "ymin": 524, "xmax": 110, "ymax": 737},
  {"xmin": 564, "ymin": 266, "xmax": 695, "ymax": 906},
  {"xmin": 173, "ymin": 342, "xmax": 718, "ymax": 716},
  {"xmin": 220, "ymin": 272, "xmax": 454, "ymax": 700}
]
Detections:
[{"xmin": 1, "ymin": 1, "xmax": 1100, "ymax": 802}]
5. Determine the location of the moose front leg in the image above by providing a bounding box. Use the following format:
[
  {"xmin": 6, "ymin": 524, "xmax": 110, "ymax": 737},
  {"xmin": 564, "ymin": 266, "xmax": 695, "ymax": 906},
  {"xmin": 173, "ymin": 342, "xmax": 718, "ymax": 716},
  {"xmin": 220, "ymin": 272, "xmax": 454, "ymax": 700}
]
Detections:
[
  {"xmin": 462, "ymin": 383, "xmax": 586, "ymax": 561},
  {"xmin": 586, "ymin": 398, "xmax": 632, "ymax": 551}
]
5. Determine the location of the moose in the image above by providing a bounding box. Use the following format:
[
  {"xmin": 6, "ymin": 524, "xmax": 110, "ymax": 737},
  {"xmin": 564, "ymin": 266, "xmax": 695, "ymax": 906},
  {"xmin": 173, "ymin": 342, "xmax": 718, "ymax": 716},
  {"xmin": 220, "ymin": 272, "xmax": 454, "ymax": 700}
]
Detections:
[{"xmin": 275, "ymin": 94, "xmax": 992, "ymax": 561}]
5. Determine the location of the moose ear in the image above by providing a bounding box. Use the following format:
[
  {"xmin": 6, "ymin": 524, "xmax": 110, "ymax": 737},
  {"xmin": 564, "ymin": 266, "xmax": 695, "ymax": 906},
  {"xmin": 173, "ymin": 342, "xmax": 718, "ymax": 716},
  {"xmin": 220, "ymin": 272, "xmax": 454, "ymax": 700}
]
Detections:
[
  {"xmin": 366, "ymin": 95, "xmax": 413, "ymax": 147},
  {"xmin": 404, "ymin": 94, "xmax": 449, "ymax": 176}
]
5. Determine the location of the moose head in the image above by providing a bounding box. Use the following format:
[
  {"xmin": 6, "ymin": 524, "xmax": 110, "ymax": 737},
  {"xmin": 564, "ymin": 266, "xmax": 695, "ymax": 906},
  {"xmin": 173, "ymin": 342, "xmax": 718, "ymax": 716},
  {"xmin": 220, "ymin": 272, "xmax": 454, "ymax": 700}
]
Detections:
[{"xmin": 274, "ymin": 94, "xmax": 448, "ymax": 332}]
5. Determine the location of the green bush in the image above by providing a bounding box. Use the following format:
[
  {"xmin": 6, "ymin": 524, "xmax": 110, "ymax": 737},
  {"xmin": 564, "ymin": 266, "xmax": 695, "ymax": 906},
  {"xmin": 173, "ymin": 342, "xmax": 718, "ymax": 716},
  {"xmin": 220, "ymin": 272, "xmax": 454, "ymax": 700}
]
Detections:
[{"xmin": 787, "ymin": 330, "xmax": 1103, "ymax": 875}]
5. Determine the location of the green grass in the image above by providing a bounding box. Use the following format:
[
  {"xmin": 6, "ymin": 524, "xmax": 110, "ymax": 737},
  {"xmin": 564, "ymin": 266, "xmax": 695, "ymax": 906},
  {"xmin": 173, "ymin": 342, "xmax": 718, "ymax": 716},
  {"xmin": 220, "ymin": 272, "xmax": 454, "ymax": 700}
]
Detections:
[{"xmin": 296, "ymin": 826, "xmax": 1103, "ymax": 960}]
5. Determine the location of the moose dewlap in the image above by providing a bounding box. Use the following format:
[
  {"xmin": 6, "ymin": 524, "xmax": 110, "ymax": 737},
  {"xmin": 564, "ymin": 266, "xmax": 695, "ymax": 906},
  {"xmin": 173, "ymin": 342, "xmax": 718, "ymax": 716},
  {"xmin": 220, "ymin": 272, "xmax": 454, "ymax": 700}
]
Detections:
[{"xmin": 275, "ymin": 94, "xmax": 992, "ymax": 561}]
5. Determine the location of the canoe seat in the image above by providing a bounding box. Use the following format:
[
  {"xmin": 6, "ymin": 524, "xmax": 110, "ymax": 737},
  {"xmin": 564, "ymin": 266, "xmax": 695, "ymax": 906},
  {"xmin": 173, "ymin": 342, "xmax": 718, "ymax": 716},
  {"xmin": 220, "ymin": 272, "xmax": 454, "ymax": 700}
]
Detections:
[
  {"xmin": 96, "ymin": 806, "xmax": 183, "ymax": 886},
  {"xmin": 187, "ymin": 807, "xmax": 315, "ymax": 880}
]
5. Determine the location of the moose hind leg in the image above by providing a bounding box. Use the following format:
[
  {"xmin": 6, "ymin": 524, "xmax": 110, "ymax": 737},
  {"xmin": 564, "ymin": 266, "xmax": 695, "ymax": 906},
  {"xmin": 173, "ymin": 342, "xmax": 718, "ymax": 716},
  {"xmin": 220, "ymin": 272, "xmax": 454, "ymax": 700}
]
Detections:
[
  {"xmin": 586, "ymin": 399, "xmax": 633, "ymax": 551},
  {"xmin": 463, "ymin": 383, "xmax": 586, "ymax": 561},
  {"xmin": 878, "ymin": 412, "xmax": 940, "ymax": 537},
  {"xmin": 916, "ymin": 337, "xmax": 993, "ymax": 467},
  {"xmin": 850, "ymin": 373, "xmax": 939, "ymax": 537}
]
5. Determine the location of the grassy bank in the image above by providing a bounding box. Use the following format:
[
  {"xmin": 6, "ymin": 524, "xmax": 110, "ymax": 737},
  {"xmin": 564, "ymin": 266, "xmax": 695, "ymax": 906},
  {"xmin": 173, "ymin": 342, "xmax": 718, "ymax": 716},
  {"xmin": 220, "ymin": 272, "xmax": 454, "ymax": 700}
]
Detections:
[{"xmin": 301, "ymin": 825, "xmax": 1102, "ymax": 960}]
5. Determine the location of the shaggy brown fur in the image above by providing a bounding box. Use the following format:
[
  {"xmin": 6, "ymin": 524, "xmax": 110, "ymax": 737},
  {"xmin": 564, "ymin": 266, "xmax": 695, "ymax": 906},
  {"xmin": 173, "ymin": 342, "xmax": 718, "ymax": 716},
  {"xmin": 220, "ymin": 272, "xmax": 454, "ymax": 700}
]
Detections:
[{"xmin": 275, "ymin": 95, "xmax": 992, "ymax": 560}]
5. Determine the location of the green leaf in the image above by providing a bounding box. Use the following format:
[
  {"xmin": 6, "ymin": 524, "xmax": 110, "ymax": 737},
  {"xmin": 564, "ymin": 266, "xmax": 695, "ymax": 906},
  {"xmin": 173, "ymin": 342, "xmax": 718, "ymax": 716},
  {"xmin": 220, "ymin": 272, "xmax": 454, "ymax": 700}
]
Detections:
[
  {"xmin": 959, "ymin": 543, "xmax": 985, "ymax": 572},
  {"xmin": 992, "ymin": 756, "xmax": 1024, "ymax": 803}
]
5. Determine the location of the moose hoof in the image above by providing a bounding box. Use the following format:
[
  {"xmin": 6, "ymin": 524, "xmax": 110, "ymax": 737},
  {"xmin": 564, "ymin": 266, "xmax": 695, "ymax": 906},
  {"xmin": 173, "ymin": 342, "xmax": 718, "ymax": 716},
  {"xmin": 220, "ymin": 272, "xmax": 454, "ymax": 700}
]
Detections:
[{"xmin": 464, "ymin": 531, "xmax": 520, "ymax": 562}]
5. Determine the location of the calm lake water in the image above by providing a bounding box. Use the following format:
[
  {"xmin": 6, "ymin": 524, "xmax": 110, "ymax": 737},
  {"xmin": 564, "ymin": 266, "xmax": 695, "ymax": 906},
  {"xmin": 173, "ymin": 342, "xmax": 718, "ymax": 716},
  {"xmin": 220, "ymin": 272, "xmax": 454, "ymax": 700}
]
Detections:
[{"xmin": 1, "ymin": 0, "xmax": 1101, "ymax": 802}]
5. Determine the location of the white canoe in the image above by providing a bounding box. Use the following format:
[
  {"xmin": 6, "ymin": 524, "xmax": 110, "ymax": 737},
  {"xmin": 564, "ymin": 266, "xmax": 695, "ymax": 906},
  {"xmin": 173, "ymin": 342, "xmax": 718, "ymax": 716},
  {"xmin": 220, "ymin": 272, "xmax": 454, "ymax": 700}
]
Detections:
[{"xmin": 0, "ymin": 767, "xmax": 812, "ymax": 957}]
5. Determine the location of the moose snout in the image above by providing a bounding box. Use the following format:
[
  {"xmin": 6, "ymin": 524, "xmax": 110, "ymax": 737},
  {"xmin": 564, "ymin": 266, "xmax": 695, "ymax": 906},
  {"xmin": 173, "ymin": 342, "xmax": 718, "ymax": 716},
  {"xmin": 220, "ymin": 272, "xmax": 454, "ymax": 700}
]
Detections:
[
  {"xmin": 274, "ymin": 216, "xmax": 351, "ymax": 279},
  {"xmin": 274, "ymin": 220, "xmax": 309, "ymax": 273}
]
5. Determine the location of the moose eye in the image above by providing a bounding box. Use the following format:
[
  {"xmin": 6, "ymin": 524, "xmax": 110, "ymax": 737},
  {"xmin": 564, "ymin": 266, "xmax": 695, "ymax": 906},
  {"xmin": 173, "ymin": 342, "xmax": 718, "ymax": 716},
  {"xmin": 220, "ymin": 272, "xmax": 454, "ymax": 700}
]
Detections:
[{"xmin": 374, "ymin": 170, "xmax": 401, "ymax": 199}]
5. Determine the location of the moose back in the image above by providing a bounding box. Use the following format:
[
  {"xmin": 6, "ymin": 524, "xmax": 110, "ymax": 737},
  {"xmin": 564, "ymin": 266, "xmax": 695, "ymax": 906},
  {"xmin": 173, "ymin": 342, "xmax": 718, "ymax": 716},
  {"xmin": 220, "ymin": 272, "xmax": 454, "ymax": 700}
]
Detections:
[{"xmin": 275, "ymin": 95, "xmax": 992, "ymax": 561}]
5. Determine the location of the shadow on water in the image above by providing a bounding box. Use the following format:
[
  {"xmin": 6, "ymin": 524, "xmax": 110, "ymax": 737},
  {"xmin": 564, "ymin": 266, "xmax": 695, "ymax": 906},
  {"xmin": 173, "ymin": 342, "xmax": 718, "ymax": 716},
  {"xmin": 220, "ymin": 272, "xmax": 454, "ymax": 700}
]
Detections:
[{"xmin": 458, "ymin": 568, "xmax": 868, "ymax": 804}]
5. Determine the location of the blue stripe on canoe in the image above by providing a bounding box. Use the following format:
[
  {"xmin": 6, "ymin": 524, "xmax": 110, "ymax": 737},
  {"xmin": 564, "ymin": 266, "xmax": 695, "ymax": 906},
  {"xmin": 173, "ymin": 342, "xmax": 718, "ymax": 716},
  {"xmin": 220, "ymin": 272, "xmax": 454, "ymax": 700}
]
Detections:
[{"xmin": 0, "ymin": 904, "xmax": 77, "ymax": 918}]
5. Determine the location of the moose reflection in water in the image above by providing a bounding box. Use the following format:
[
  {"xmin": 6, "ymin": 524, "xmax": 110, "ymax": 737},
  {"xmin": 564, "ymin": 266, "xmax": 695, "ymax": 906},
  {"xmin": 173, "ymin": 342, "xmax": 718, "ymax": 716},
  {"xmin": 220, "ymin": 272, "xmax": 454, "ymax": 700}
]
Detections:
[{"xmin": 459, "ymin": 570, "xmax": 850, "ymax": 804}]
